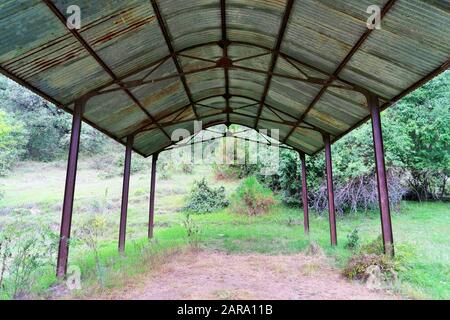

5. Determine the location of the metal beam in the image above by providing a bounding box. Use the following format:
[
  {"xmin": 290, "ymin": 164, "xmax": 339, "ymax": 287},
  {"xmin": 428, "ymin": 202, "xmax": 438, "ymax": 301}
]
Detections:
[
  {"xmin": 96, "ymin": 65, "xmax": 218, "ymax": 95},
  {"xmin": 148, "ymin": 153, "xmax": 158, "ymax": 239},
  {"xmin": 56, "ymin": 99, "xmax": 84, "ymax": 278},
  {"xmin": 150, "ymin": 0, "xmax": 199, "ymax": 119},
  {"xmin": 282, "ymin": 0, "xmax": 398, "ymax": 144},
  {"xmin": 118, "ymin": 135, "xmax": 134, "ymax": 252},
  {"xmin": 220, "ymin": 0, "xmax": 231, "ymax": 126},
  {"xmin": 254, "ymin": 0, "xmax": 294, "ymax": 129},
  {"xmin": 166, "ymin": 131, "xmax": 292, "ymax": 151},
  {"xmin": 299, "ymin": 151, "xmax": 309, "ymax": 235},
  {"xmin": 42, "ymin": 0, "xmax": 171, "ymax": 141},
  {"xmin": 61, "ymin": 39, "xmax": 371, "ymax": 108},
  {"xmin": 369, "ymin": 94, "xmax": 394, "ymax": 257},
  {"xmin": 323, "ymin": 133, "xmax": 337, "ymax": 246}
]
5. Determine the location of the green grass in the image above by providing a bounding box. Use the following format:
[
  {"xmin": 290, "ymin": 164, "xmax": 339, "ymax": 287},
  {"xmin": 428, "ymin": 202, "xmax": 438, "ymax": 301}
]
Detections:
[
  {"xmin": 0, "ymin": 160, "xmax": 448, "ymax": 299},
  {"xmin": 58, "ymin": 202, "xmax": 448, "ymax": 300}
]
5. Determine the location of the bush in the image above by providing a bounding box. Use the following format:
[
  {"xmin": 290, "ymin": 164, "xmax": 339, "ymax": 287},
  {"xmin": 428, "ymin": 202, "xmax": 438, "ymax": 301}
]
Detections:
[
  {"xmin": 342, "ymin": 236, "xmax": 412, "ymax": 287},
  {"xmin": 231, "ymin": 176, "xmax": 276, "ymax": 216},
  {"xmin": 343, "ymin": 253, "xmax": 396, "ymax": 282},
  {"xmin": 0, "ymin": 110, "xmax": 28, "ymax": 176},
  {"xmin": 184, "ymin": 179, "xmax": 229, "ymax": 213},
  {"xmin": 0, "ymin": 222, "xmax": 59, "ymax": 299},
  {"xmin": 345, "ymin": 228, "xmax": 360, "ymax": 250}
]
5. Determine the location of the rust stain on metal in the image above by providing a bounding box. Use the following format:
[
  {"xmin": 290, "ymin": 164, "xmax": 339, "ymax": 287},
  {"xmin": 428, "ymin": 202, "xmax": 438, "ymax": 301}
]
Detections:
[{"xmin": 141, "ymin": 81, "xmax": 182, "ymax": 107}]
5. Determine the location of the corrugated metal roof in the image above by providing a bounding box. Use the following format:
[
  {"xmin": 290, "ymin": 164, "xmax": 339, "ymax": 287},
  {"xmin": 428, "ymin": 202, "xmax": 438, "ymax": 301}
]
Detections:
[{"xmin": 0, "ymin": 0, "xmax": 448, "ymax": 156}]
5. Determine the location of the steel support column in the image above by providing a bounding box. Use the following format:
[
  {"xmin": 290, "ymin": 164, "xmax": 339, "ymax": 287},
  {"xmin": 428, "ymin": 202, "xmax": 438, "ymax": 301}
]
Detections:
[
  {"xmin": 56, "ymin": 99, "xmax": 84, "ymax": 278},
  {"xmin": 118, "ymin": 135, "xmax": 134, "ymax": 252},
  {"xmin": 299, "ymin": 151, "xmax": 309, "ymax": 234},
  {"xmin": 323, "ymin": 134, "xmax": 337, "ymax": 246},
  {"xmin": 148, "ymin": 153, "xmax": 159, "ymax": 239},
  {"xmin": 368, "ymin": 94, "xmax": 395, "ymax": 257}
]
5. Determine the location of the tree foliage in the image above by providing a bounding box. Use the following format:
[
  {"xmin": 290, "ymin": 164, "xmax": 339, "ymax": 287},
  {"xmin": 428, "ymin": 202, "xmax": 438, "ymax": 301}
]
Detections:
[
  {"xmin": 261, "ymin": 71, "xmax": 449, "ymax": 212},
  {"xmin": 0, "ymin": 76, "xmax": 110, "ymax": 164},
  {"xmin": 0, "ymin": 110, "xmax": 27, "ymax": 176}
]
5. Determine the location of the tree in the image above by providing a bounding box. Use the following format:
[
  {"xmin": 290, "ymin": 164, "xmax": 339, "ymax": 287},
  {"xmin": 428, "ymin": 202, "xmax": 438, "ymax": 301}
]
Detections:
[
  {"xmin": 0, "ymin": 75, "xmax": 111, "ymax": 161},
  {"xmin": 0, "ymin": 110, "xmax": 27, "ymax": 176},
  {"xmin": 385, "ymin": 72, "xmax": 450, "ymax": 200}
]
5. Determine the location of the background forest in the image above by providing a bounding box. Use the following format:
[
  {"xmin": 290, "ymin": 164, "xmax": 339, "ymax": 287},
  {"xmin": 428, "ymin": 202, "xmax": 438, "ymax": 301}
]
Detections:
[
  {"xmin": 0, "ymin": 72, "xmax": 448, "ymax": 300},
  {"xmin": 1, "ymin": 72, "xmax": 448, "ymax": 211}
]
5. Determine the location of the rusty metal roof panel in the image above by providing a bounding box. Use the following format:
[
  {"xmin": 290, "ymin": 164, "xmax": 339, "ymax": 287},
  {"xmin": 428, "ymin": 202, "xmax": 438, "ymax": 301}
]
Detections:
[
  {"xmin": 54, "ymin": 0, "xmax": 170, "ymax": 78},
  {"xmin": 282, "ymin": 0, "xmax": 388, "ymax": 74},
  {"xmin": 132, "ymin": 78, "xmax": 190, "ymax": 119},
  {"xmin": 229, "ymin": 69, "xmax": 266, "ymax": 101},
  {"xmin": 179, "ymin": 45, "xmax": 221, "ymax": 72},
  {"xmin": 229, "ymin": 114, "xmax": 254, "ymax": 128},
  {"xmin": 158, "ymin": 0, "xmax": 221, "ymax": 51},
  {"xmin": 287, "ymin": 127, "xmax": 323, "ymax": 154},
  {"xmin": 83, "ymin": 90, "xmax": 150, "ymax": 138},
  {"xmin": 227, "ymin": 0, "xmax": 287, "ymax": 49},
  {"xmin": 0, "ymin": 0, "xmax": 112, "ymax": 104},
  {"xmin": 0, "ymin": 0, "xmax": 66, "ymax": 62},
  {"xmin": 134, "ymin": 128, "xmax": 171, "ymax": 155},
  {"xmin": 186, "ymin": 68, "xmax": 225, "ymax": 101},
  {"xmin": 340, "ymin": 0, "xmax": 450, "ymax": 99},
  {"xmin": 267, "ymin": 76, "xmax": 321, "ymax": 118},
  {"xmin": 1, "ymin": 0, "xmax": 449, "ymax": 156}
]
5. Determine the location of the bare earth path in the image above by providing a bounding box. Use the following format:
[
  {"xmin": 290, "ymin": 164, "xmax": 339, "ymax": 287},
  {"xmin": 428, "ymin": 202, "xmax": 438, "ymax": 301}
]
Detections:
[{"xmin": 94, "ymin": 250, "xmax": 398, "ymax": 300}]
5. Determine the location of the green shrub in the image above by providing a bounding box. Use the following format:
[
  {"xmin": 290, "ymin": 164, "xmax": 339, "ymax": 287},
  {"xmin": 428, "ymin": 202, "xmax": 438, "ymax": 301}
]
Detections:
[
  {"xmin": 0, "ymin": 110, "xmax": 28, "ymax": 176},
  {"xmin": 231, "ymin": 176, "xmax": 276, "ymax": 216},
  {"xmin": 343, "ymin": 236, "xmax": 414, "ymax": 285},
  {"xmin": 0, "ymin": 222, "xmax": 59, "ymax": 299},
  {"xmin": 360, "ymin": 235, "xmax": 385, "ymax": 255},
  {"xmin": 184, "ymin": 179, "xmax": 229, "ymax": 213},
  {"xmin": 345, "ymin": 228, "xmax": 360, "ymax": 250}
]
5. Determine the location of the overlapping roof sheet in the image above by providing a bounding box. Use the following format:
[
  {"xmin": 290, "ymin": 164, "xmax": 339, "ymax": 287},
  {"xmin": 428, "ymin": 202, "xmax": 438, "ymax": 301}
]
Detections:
[{"xmin": 1, "ymin": 0, "xmax": 449, "ymax": 156}]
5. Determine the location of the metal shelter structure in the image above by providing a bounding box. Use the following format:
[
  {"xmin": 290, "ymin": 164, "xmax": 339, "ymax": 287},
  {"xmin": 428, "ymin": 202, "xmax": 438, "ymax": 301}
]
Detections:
[{"xmin": 0, "ymin": 0, "xmax": 449, "ymax": 278}]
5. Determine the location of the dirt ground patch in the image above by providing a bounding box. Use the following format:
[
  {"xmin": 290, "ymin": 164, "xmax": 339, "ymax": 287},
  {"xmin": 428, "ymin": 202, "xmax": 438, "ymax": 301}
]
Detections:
[{"xmin": 93, "ymin": 250, "xmax": 399, "ymax": 300}]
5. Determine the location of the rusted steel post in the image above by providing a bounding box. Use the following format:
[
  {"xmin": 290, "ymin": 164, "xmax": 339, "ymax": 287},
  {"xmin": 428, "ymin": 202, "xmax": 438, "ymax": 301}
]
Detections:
[
  {"xmin": 298, "ymin": 151, "xmax": 309, "ymax": 234},
  {"xmin": 56, "ymin": 99, "xmax": 84, "ymax": 278},
  {"xmin": 118, "ymin": 135, "xmax": 134, "ymax": 253},
  {"xmin": 323, "ymin": 133, "xmax": 337, "ymax": 246},
  {"xmin": 148, "ymin": 152, "xmax": 159, "ymax": 239},
  {"xmin": 369, "ymin": 94, "xmax": 394, "ymax": 257}
]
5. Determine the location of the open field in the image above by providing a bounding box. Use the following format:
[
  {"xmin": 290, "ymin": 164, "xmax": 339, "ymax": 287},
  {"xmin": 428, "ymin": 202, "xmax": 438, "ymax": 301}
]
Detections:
[{"xmin": 0, "ymin": 160, "xmax": 449, "ymax": 300}]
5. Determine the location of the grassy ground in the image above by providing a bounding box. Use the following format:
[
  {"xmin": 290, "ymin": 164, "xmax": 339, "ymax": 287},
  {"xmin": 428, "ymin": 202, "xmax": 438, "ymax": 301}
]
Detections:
[{"xmin": 0, "ymin": 159, "xmax": 448, "ymax": 299}]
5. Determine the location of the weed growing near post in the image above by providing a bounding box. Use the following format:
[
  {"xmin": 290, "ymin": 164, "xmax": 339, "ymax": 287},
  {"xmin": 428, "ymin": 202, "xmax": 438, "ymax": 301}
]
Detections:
[
  {"xmin": 182, "ymin": 212, "xmax": 201, "ymax": 249},
  {"xmin": 74, "ymin": 216, "xmax": 108, "ymax": 287}
]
